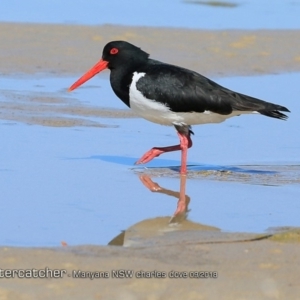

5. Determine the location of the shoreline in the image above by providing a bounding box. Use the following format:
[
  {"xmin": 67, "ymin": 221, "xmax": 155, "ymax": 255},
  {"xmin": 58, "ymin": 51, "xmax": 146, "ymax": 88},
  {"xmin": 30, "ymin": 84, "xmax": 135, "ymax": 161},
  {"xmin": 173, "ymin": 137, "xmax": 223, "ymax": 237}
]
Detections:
[
  {"xmin": 0, "ymin": 22, "xmax": 299, "ymax": 299},
  {"xmin": 1, "ymin": 22, "xmax": 300, "ymax": 77}
]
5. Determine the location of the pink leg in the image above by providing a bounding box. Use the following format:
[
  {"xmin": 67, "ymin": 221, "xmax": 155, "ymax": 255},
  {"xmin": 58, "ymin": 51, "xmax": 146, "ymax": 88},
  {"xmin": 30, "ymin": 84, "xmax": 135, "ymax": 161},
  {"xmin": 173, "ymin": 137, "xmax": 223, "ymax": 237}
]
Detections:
[
  {"xmin": 177, "ymin": 132, "xmax": 190, "ymax": 175},
  {"xmin": 135, "ymin": 132, "xmax": 192, "ymax": 175}
]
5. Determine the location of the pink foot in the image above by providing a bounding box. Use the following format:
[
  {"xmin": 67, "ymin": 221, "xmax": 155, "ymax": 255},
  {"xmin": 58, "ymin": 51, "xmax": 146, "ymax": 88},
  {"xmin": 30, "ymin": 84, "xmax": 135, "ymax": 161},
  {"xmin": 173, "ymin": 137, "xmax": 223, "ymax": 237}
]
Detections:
[
  {"xmin": 135, "ymin": 148, "xmax": 164, "ymax": 165},
  {"xmin": 135, "ymin": 132, "xmax": 192, "ymax": 173}
]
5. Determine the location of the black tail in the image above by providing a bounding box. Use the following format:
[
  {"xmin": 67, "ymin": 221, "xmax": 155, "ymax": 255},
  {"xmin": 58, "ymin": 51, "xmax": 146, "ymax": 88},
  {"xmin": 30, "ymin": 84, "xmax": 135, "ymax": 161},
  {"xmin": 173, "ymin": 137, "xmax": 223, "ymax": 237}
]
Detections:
[
  {"xmin": 230, "ymin": 91, "xmax": 291, "ymax": 121},
  {"xmin": 258, "ymin": 104, "xmax": 290, "ymax": 120}
]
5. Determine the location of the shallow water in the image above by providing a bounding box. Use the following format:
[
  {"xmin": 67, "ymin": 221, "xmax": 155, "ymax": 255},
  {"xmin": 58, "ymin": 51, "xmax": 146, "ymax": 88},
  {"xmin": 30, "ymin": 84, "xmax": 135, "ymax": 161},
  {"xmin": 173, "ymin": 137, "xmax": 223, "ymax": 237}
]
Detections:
[
  {"xmin": 0, "ymin": 72, "xmax": 299, "ymax": 247},
  {"xmin": 1, "ymin": 0, "xmax": 299, "ymax": 29},
  {"xmin": 0, "ymin": 75, "xmax": 121, "ymax": 109}
]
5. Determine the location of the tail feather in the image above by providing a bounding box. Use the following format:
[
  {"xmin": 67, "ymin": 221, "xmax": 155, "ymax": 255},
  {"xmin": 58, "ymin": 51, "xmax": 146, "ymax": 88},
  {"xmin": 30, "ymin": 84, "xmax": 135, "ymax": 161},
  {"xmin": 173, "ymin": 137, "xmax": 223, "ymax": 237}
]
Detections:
[
  {"xmin": 258, "ymin": 104, "xmax": 290, "ymax": 120},
  {"xmin": 230, "ymin": 92, "xmax": 291, "ymax": 120}
]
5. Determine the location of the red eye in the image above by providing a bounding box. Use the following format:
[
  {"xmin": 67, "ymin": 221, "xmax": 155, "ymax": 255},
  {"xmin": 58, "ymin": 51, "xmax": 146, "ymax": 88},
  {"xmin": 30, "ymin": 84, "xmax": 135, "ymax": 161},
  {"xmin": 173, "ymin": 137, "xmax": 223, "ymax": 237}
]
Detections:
[{"xmin": 110, "ymin": 48, "xmax": 119, "ymax": 55}]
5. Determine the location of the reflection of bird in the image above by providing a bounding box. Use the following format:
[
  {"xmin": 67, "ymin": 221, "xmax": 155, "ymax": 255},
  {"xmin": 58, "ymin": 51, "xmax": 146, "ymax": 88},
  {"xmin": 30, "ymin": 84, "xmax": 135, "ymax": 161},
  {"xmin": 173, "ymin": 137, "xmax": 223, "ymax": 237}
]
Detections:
[
  {"xmin": 108, "ymin": 174, "xmax": 220, "ymax": 247},
  {"xmin": 69, "ymin": 41, "xmax": 290, "ymax": 175}
]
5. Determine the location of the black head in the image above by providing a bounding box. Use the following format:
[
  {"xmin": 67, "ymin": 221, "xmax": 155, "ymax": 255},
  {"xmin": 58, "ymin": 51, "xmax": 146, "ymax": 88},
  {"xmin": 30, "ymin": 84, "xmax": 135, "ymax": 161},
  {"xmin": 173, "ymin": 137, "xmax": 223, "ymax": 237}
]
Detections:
[
  {"xmin": 69, "ymin": 41, "xmax": 149, "ymax": 91},
  {"xmin": 102, "ymin": 41, "xmax": 149, "ymax": 70}
]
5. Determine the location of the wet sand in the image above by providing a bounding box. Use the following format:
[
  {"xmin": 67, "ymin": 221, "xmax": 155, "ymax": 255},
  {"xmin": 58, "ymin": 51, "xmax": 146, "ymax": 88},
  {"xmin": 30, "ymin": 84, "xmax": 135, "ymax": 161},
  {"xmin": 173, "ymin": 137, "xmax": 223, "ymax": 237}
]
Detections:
[
  {"xmin": 135, "ymin": 165, "xmax": 300, "ymax": 186},
  {"xmin": 0, "ymin": 231, "xmax": 300, "ymax": 299},
  {"xmin": 1, "ymin": 23, "xmax": 300, "ymax": 77},
  {"xmin": 0, "ymin": 88, "xmax": 135, "ymax": 127},
  {"xmin": 0, "ymin": 23, "xmax": 300, "ymax": 299}
]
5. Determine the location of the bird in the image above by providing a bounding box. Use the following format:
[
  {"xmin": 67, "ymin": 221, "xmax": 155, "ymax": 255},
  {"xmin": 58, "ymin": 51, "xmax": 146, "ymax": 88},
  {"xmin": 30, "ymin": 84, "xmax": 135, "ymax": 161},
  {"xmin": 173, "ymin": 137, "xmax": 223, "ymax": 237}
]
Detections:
[{"xmin": 68, "ymin": 41, "xmax": 290, "ymax": 175}]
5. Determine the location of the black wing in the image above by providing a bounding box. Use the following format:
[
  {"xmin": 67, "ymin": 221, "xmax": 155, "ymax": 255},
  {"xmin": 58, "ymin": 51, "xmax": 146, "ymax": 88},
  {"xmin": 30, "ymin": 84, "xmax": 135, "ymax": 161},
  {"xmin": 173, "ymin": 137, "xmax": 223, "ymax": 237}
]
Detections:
[{"xmin": 136, "ymin": 60, "xmax": 290, "ymax": 120}]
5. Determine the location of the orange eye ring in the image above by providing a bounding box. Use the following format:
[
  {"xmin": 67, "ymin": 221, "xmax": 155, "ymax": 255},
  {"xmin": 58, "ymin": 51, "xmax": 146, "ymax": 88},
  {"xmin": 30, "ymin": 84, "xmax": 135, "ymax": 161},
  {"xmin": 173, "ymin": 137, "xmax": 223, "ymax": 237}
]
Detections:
[{"xmin": 110, "ymin": 48, "xmax": 119, "ymax": 55}]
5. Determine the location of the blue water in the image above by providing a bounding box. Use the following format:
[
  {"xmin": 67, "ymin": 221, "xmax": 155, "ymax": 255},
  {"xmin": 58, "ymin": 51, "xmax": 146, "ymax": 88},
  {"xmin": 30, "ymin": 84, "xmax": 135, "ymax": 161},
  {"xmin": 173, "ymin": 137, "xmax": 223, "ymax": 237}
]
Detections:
[
  {"xmin": 0, "ymin": 0, "xmax": 299, "ymax": 246},
  {"xmin": 1, "ymin": 0, "xmax": 299, "ymax": 29},
  {"xmin": 0, "ymin": 72, "xmax": 299, "ymax": 246}
]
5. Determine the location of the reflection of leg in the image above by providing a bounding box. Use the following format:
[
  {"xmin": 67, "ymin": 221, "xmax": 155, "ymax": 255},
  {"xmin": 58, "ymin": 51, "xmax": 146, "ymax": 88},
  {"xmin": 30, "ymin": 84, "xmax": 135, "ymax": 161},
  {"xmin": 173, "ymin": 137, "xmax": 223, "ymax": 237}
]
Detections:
[
  {"xmin": 135, "ymin": 125, "xmax": 193, "ymax": 173},
  {"xmin": 139, "ymin": 175, "xmax": 162, "ymax": 192},
  {"xmin": 138, "ymin": 174, "xmax": 190, "ymax": 221},
  {"xmin": 173, "ymin": 175, "xmax": 188, "ymax": 216}
]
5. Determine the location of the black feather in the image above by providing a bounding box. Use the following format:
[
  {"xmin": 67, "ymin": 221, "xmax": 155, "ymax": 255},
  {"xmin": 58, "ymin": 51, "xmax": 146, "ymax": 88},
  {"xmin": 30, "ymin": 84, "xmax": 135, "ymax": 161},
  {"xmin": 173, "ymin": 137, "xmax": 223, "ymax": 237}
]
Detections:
[{"xmin": 136, "ymin": 59, "xmax": 290, "ymax": 120}]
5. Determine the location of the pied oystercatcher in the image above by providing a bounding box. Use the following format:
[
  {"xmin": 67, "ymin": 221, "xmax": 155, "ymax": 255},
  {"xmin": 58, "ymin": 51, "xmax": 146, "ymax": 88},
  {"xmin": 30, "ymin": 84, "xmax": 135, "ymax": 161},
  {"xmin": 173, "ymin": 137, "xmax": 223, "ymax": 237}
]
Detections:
[{"xmin": 69, "ymin": 41, "xmax": 290, "ymax": 175}]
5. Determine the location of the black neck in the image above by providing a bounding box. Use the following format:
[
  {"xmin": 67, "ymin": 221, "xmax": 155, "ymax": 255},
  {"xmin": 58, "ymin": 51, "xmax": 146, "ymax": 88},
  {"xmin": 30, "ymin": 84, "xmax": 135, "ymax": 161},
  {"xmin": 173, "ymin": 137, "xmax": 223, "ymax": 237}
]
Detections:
[
  {"xmin": 110, "ymin": 68, "xmax": 132, "ymax": 108},
  {"xmin": 109, "ymin": 58, "xmax": 148, "ymax": 108}
]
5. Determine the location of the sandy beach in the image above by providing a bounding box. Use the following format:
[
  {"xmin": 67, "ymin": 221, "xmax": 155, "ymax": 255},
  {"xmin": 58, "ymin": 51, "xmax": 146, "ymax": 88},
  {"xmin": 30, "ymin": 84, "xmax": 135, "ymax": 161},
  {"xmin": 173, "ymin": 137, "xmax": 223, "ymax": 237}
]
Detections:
[
  {"xmin": 0, "ymin": 22, "xmax": 300, "ymax": 299},
  {"xmin": 1, "ymin": 23, "xmax": 300, "ymax": 77}
]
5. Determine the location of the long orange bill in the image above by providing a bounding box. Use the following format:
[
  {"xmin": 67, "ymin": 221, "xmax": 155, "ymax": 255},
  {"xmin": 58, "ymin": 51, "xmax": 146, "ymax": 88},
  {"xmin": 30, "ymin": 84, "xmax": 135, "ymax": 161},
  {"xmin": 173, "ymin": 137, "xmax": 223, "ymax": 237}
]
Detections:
[{"xmin": 68, "ymin": 59, "xmax": 109, "ymax": 91}]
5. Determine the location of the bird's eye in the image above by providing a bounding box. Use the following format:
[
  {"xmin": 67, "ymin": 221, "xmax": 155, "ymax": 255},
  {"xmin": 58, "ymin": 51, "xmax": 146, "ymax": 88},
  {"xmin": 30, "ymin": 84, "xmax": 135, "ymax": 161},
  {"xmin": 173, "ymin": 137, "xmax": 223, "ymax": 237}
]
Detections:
[{"xmin": 110, "ymin": 48, "xmax": 119, "ymax": 55}]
